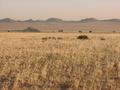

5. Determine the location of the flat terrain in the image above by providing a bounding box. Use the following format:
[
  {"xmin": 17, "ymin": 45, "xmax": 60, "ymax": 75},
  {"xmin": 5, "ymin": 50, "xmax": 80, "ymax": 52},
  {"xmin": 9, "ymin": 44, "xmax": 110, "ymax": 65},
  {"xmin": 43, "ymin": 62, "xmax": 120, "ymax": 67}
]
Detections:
[
  {"xmin": 0, "ymin": 33, "xmax": 120, "ymax": 90},
  {"xmin": 0, "ymin": 22, "xmax": 120, "ymax": 32}
]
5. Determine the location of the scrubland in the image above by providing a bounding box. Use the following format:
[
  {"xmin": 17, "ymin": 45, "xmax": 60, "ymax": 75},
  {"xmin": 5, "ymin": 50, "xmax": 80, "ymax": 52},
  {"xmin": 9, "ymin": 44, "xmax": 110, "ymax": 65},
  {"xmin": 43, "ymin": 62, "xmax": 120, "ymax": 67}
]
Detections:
[
  {"xmin": 0, "ymin": 33, "xmax": 120, "ymax": 90},
  {"xmin": 1, "ymin": 22, "xmax": 120, "ymax": 32}
]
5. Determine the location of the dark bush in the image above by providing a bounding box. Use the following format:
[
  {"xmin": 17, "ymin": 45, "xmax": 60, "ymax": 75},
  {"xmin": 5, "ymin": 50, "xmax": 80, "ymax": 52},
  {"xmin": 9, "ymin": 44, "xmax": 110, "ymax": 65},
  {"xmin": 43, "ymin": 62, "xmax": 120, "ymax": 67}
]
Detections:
[
  {"xmin": 58, "ymin": 29, "xmax": 63, "ymax": 32},
  {"xmin": 100, "ymin": 37, "xmax": 106, "ymax": 40},
  {"xmin": 57, "ymin": 37, "xmax": 63, "ymax": 39},
  {"xmin": 112, "ymin": 31, "xmax": 116, "ymax": 33},
  {"xmin": 42, "ymin": 37, "xmax": 57, "ymax": 40},
  {"xmin": 42, "ymin": 37, "xmax": 48, "ymax": 40},
  {"xmin": 48, "ymin": 37, "xmax": 52, "ymax": 39},
  {"xmin": 52, "ymin": 37, "xmax": 56, "ymax": 39},
  {"xmin": 78, "ymin": 30, "xmax": 82, "ymax": 33},
  {"xmin": 77, "ymin": 35, "xmax": 89, "ymax": 40},
  {"xmin": 59, "ymin": 83, "xmax": 71, "ymax": 90},
  {"xmin": 89, "ymin": 31, "xmax": 92, "ymax": 33}
]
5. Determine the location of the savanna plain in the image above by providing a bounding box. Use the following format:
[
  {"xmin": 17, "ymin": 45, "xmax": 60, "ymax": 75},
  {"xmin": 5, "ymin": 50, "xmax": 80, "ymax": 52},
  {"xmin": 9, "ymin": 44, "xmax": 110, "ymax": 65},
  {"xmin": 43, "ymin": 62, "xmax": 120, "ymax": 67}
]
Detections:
[{"xmin": 0, "ymin": 32, "xmax": 120, "ymax": 90}]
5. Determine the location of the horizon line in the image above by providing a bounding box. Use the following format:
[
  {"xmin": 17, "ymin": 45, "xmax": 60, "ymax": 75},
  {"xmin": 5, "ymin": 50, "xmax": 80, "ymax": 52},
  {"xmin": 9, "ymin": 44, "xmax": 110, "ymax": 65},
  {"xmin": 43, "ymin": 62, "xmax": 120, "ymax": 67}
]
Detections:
[{"xmin": 0, "ymin": 17, "xmax": 120, "ymax": 21}]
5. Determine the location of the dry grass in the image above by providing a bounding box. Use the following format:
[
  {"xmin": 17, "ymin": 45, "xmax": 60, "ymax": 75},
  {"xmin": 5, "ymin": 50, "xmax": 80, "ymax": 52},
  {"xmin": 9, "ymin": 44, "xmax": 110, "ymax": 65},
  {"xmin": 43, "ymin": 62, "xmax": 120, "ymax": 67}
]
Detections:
[{"xmin": 0, "ymin": 33, "xmax": 120, "ymax": 90}]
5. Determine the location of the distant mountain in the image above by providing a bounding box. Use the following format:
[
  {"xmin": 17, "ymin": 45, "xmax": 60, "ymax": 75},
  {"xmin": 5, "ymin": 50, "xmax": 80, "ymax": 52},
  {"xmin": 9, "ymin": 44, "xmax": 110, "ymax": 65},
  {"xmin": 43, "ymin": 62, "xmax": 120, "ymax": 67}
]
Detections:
[
  {"xmin": 23, "ymin": 19, "xmax": 35, "ymax": 22},
  {"xmin": 0, "ymin": 18, "xmax": 120, "ymax": 23},
  {"xmin": 80, "ymin": 18, "xmax": 99, "ymax": 22},
  {"xmin": 11, "ymin": 27, "xmax": 40, "ymax": 32},
  {"xmin": 101, "ymin": 19, "xmax": 120, "ymax": 22},
  {"xmin": 0, "ymin": 18, "xmax": 43, "ymax": 23},
  {"xmin": 46, "ymin": 18, "xmax": 64, "ymax": 22},
  {"xmin": 0, "ymin": 18, "xmax": 16, "ymax": 23}
]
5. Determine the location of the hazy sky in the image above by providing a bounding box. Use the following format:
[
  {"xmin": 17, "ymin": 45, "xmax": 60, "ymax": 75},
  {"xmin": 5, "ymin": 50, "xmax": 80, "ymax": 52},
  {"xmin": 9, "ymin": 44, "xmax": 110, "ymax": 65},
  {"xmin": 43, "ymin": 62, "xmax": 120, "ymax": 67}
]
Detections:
[{"xmin": 0, "ymin": 0, "xmax": 120, "ymax": 20}]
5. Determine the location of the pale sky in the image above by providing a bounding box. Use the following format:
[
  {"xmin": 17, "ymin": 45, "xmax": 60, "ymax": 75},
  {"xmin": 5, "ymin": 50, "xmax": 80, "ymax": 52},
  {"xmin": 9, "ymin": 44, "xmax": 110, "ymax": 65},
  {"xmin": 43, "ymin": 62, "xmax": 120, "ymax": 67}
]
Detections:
[{"xmin": 0, "ymin": 0, "xmax": 120, "ymax": 20}]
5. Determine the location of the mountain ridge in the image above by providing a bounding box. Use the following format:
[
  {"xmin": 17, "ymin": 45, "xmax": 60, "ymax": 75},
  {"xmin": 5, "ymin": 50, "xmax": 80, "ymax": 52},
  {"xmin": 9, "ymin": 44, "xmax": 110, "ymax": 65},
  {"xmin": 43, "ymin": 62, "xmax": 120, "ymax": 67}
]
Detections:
[{"xmin": 0, "ymin": 18, "xmax": 120, "ymax": 23}]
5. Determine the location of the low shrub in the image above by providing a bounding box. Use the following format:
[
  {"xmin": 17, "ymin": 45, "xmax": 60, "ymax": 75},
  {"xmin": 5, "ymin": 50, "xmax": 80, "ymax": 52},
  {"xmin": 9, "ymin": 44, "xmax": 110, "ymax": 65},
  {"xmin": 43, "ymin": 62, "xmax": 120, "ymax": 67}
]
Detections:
[
  {"xmin": 100, "ymin": 37, "xmax": 106, "ymax": 40},
  {"xmin": 52, "ymin": 37, "xmax": 56, "ymax": 40},
  {"xmin": 57, "ymin": 37, "xmax": 63, "ymax": 40},
  {"xmin": 58, "ymin": 29, "xmax": 63, "ymax": 32},
  {"xmin": 78, "ymin": 30, "xmax": 82, "ymax": 33},
  {"xmin": 42, "ymin": 37, "xmax": 48, "ymax": 40},
  {"xmin": 77, "ymin": 35, "xmax": 89, "ymax": 40},
  {"xmin": 42, "ymin": 37, "xmax": 57, "ymax": 40},
  {"xmin": 89, "ymin": 31, "xmax": 92, "ymax": 33}
]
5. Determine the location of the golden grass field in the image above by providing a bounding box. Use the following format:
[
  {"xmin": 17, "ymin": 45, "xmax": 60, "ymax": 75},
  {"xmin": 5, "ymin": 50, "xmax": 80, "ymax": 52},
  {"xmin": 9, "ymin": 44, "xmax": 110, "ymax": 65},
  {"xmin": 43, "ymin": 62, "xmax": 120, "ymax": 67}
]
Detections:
[{"xmin": 0, "ymin": 33, "xmax": 120, "ymax": 90}]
